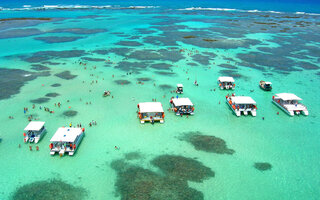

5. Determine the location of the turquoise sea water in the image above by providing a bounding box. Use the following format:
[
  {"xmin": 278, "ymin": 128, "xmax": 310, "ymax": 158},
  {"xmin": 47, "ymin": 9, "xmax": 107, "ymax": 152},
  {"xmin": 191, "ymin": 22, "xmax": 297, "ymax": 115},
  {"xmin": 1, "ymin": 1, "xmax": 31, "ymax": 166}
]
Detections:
[{"xmin": 0, "ymin": 3, "xmax": 319, "ymax": 200}]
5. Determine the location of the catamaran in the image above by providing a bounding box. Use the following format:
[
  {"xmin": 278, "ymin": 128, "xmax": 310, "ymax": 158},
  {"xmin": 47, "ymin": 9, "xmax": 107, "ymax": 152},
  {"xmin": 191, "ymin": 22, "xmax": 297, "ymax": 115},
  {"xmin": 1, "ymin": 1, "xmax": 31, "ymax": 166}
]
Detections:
[
  {"xmin": 49, "ymin": 127, "xmax": 85, "ymax": 156},
  {"xmin": 218, "ymin": 76, "xmax": 235, "ymax": 90},
  {"xmin": 272, "ymin": 93, "xmax": 308, "ymax": 116},
  {"xmin": 226, "ymin": 94, "xmax": 257, "ymax": 117},
  {"xmin": 170, "ymin": 97, "xmax": 194, "ymax": 115},
  {"xmin": 137, "ymin": 102, "xmax": 165, "ymax": 124},
  {"xmin": 23, "ymin": 121, "xmax": 46, "ymax": 143}
]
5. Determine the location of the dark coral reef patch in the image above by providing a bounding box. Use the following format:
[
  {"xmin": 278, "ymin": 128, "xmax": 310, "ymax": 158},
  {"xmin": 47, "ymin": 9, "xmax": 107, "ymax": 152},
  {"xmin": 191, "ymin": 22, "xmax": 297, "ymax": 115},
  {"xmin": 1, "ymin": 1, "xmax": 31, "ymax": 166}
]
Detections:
[
  {"xmin": 12, "ymin": 179, "xmax": 86, "ymax": 200},
  {"xmin": 111, "ymin": 154, "xmax": 214, "ymax": 200},
  {"xmin": 181, "ymin": 131, "xmax": 235, "ymax": 155},
  {"xmin": 21, "ymin": 50, "xmax": 87, "ymax": 63},
  {"xmin": 30, "ymin": 97, "xmax": 50, "ymax": 104},
  {"xmin": 34, "ymin": 36, "xmax": 84, "ymax": 43},
  {"xmin": 114, "ymin": 80, "xmax": 131, "ymax": 85},
  {"xmin": 55, "ymin": 71, "xmax": 77, "ymax": 80},
  {"xmin": 51, "ymin": 83, "xmax": 61, "ymax": 87},
  {"xmin": 151, "ymin": 155, "xmax": 215, "ymax": 182},
  {"xmin": 63, "ymin": 110, "xmax": 78, "ymax": 117},
  {"xmin": 0, "ymin": 68, "xmax": 48, "ymax": 100},
  {"xmin": 45, "ymin": 93, "xmax": 60, "ymax": 97},
  {"xmin": 30, "ymin": 64, "xmax": 50, "ymax": 71},
  {"xmin": 254, "ymin": 162, "xmax": 272, "ymax": 171},
  {"xmin": 48, "ymin": 28, "xmax": 107, "ymax": 34},
  {"xmin": 116, "ymin": 40, "xmax": 143, "ymax": 46},
  {"xmin": 0, "ymin": 28, "xmax": 43, "ymax": 39},
  {"xmin": 159, "ymin": 84, "xmax": 174, "ymax": 90}
]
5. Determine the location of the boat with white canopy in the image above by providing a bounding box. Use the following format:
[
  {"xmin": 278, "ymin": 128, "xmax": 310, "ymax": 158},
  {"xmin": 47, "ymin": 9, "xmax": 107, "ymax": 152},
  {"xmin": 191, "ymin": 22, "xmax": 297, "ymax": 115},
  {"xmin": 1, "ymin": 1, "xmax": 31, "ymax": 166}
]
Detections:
[
  {"xmin": 226, "ymin": 94, "xmax": 257, "ymax": 117},
  {"xmin": 176, "ymin": 84, "xmax": 183, "ymax": 94},
  {"xmin": 218, "ymin": 76, "xmax": 235, "ymax": 90},
  {"xmin": 170, "ymin": 97, "xmax": 194, "ymax": 115},
  {"xmin": 49, "ymin": 127, "xmax": 85, "ymax": 156},
  {"xmin": 272, "ymin": 93, "xmax": 308, "ymax": 116},
  {"xmin": 137, "ymin": 102, "xmax": 165, "ymax": 124},
  {"xmin": 23, "ymin": 121, "xmax": 46, "ymax": 143}
]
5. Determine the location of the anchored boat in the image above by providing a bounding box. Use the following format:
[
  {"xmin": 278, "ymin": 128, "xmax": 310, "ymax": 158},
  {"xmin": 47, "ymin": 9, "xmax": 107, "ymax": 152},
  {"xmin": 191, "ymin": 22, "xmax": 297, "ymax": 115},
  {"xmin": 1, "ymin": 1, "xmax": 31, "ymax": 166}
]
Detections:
[
  {"xmin": 176, "ymin": 84, "xmax": 183, "ymax": 94},
  {"xmin": 23, "ymin": 121, "xmax": 46, "ymax": 143},
  {"xmin": 137, "ymin": 102, "xmax": 165, "ymax": 124},
  {"xmin": 226, "ymin": 94, "xmax": 257, "ymax": 117},
  {"xmin": 272, "ymin": 93, "xmax": 308, "ymax": 116},
  {"xmin": 170, "ymin": 97, "xmax": 194, "ymax": 115},
  {"xmin": 259, "ymin": 81, "xmax": 272, "ymax": 91},
  {"xmin": 218, "ymin": 76, "xmax": 235, "ymax": 90},
  {"xmin": 103, "ymin": 90, "xmax": 111, "ymax": 97},
  {"xmin": 49, "ymin": 127, "xmax": 85, "ymax": 156}
]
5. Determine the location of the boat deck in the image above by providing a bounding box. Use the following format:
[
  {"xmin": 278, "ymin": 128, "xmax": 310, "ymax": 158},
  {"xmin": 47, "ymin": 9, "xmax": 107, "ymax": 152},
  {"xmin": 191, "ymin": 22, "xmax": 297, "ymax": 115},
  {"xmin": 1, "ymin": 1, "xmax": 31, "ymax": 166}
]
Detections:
[{"xmin": 284, "ymin": 104, "xmax": 306, "ymax": 111}]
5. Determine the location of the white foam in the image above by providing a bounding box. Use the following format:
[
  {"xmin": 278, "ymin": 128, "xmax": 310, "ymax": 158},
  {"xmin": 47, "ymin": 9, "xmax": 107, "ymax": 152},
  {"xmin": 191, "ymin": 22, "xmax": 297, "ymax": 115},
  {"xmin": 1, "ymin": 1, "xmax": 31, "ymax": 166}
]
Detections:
[
  {"xmin": 296, "ymin": 11, "xmax": 320, "ymax": 16},
  {"xmin": 0, "ymin": 5, "xmax": 159, "ymax": 11},
  {"xmin": 268, "ymin": 11, "xmax": 282, "ymax": 14},
  {"xmin": 179, "ymin": 7, "xmax": 236, "ymax": 11},
  {"xmin": 247, "ymin": 9, "xmax": 260, "ymax": 13}
]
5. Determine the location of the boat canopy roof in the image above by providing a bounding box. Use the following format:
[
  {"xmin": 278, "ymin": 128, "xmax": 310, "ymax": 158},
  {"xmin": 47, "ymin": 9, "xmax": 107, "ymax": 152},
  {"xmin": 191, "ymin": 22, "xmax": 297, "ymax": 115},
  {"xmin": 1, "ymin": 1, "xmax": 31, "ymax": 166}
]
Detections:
[
  {"xmin": 139, "ymin": 102, "xmax": 164, "ymax": 113},
  {"xmin": 177, "ymin": 84, "xmax": 183, "ymax": 87},
  {"xmin": 172, "ymin": 97, "xmax": 193, "ymax": 106},
  {"xmin": 265, "ymin": 82, "xmax": 272, "ymax": 85},
  {"xmin": 24, "ymin": 121, "xmax": 45, "ymax": 131},
  {"xmin": 231, "ymin": 96, "xmax": 256, "ymax": 104},
  {"xmin": 218, "ymin": 76, "xmax": 234, "ymax": 82},
  {"xmin": 50, "ymin": 127, "xmax": 82, "ymax": 143},
  {"xmin": 275, "ymin": 93, "xmax": 302, "ymax": 101}
]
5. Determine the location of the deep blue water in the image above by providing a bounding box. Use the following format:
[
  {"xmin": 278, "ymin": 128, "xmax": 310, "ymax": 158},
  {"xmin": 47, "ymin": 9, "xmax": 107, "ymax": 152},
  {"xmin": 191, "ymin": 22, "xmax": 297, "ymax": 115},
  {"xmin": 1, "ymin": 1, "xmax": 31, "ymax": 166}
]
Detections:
[{"xmin": 0, "ymin": 0, "xmax": 319, "ymax": 13}]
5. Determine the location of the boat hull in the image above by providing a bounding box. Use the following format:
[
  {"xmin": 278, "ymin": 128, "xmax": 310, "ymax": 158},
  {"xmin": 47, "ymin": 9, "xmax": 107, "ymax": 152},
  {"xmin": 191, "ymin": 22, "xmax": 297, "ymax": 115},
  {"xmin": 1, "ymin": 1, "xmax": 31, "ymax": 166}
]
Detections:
[{"xmin": 272, "ymin": 100, "xmax": 294, "ymax": 116}]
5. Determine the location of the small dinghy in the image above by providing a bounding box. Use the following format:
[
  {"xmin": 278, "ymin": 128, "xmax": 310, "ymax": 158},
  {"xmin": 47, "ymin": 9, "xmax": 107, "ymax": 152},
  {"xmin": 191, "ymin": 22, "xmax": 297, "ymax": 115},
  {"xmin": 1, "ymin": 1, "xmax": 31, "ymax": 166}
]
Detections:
[
  {"xmin": 103, "ymin": 91, "xmax": 111, "ymax": 97},
  {"xmin": 259, "ymin": 81, "xmax": 272, "ymax": 91}
]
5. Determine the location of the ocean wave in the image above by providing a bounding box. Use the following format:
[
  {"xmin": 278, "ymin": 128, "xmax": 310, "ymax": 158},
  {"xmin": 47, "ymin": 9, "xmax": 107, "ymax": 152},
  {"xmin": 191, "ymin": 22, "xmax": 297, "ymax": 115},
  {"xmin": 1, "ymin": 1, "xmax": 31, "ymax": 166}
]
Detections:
[
  {"xmin": 0, "ymin": 5, "xmax": 159, "ymax": 11},
  {"xmin": 177, "ymin": 7, "xmax": 236, "ymax": 11},
  {"xmin": 178, "ymin": 7, "xmax": 320, "ymax": 16},
  {"xmin": 295, "ymin": 11, "xmax": 320, "ymax": 16},
  {"xmin": 0, "ymin": 5, "xmax": 318, "ymax": 16}
]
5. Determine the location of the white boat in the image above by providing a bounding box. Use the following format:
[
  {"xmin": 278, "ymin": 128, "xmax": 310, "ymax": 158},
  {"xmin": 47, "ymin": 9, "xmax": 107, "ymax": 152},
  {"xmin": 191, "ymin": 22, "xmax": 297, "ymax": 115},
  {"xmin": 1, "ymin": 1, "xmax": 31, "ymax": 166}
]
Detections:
[
  {"xmin": 170, "ymin": 97, "xmax": 194, "ymax": 115},
  {"xmin": 49, "ymin": 127, "xmax": 85, "ymax": 156},
  {"xmin": 259, "ymin": 80, "xmax": 272, "ymax": 91},
  {"xmin": 176, "ymin": 84, "xmax": 183, "ymax": 94},
  {"xmin": 272, "ymin": 93, "xmax": 308, "ymax": 116},
  {"xmin": 137, "ymin": 102, "xmax": 165, "ymax": 124},
  {"xmin": 23, "ymin": 121, "xmax": 46, "ymax": 143},
  {"xmin": 226, "ymin": 95, "xmax": 257, "ymax": 117},
  {"xmin": 218, "ymin": 76, "xmax": 235, "ymax": 90}
]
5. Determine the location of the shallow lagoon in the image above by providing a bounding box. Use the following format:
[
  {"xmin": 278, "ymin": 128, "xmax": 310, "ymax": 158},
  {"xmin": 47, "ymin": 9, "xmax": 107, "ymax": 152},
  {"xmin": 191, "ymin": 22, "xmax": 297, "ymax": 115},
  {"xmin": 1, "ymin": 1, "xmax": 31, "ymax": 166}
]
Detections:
[{"xmin": 0, "ymin": 5, "xmax": 319, "ymax": 200}]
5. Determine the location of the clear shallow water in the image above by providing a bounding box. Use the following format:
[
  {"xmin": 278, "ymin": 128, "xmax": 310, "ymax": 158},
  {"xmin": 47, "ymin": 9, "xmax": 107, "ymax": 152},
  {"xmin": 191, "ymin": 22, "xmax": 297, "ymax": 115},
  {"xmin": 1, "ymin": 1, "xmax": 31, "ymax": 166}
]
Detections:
[{"xmin": 0, "ymin": 4, "xmax": 319, "ymax": 200}]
